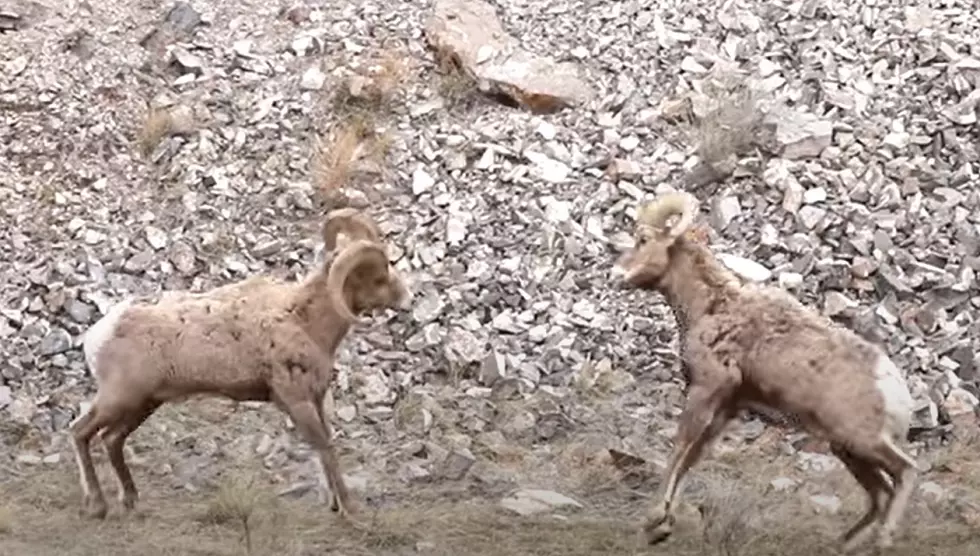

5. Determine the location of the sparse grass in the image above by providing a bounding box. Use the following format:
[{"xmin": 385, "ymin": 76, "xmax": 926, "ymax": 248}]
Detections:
[
  {"xmin": 693, "ymin": 471, "xmax": 769, "ymax": 556},
  {"xmin": 200, "ymin": 472, "xmax": 273, "ymax": 555},
  {"xmin": 311, "ymin": 114, "xmax": 373, "ymax": 197},
  {"xmin": 1, "ymin": 405, "xmax": 979, "ymax": 556},
  {"xmin": 1, "ymin": 447, "xmax": 979, "ymax": 556},
  {"xmin": 137, "ymin": 106, "xmax": 173, "ymax": 159},
  {"xmin": 0, "ymin": 505, "xmax": 13, "ymax": 534},
  {"xmin": 311, "ymin": 46, "xmax": 409, "ymax": 207},
  {"xmin": 434, "ymin": 49, "xmax": 480, "ymax": 108},
  {"xmin": 330, "ymin": 47, "xmax": 412, "ymax": 118},
  {"xmin": 669, "ymin": 71, "xmax": 767, "ymax": 183}
]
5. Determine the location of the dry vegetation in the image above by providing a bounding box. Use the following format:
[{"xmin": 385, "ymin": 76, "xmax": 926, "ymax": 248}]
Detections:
[
  {"xmin": 0, "ymin": 504, "xmax": 13, "ymax": 535},
  {"xmin": 137, "ymin": 105, "xmax": 173, "ymax": 159},
  {"xmin": 308, "ymin": 47, "xmax": 415, "ymax": 207},
  {"xmin": 433, "ymin": 50, "xmax": 481, "ymax": 109},
  {"xmin": 2, "ymin": 410, "xmax": 978, "ymax": 556}
]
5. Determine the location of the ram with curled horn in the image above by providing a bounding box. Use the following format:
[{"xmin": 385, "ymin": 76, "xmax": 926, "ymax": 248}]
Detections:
[
  {"xmin": 68, "ymin": 208, "xmax": 413, "ymax": 521},
  {"xmin": 612, "ymin": 190, "xmax": 919, "ymax": 553}
]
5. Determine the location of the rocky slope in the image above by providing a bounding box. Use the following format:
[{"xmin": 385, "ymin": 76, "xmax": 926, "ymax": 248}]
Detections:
[{"xmin": 2, "ymin": 0, "xmax": 979, "ymax": 528}]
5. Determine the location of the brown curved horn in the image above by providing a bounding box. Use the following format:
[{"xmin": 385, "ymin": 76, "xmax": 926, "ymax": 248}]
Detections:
[
  {"xmin": 636, "ymin": 191, "xmax": 699, "ymax": 239},
  {"xmin": 326, "ymin": 239, "xmax": 389, "ymax": 322},
  {"xmin": 321, "ymin": 208, "xmax": 383, "ymax": 251}
]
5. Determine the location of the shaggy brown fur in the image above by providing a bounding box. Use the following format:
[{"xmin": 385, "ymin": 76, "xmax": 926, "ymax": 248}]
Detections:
[
  {"xmin": 69, "ymin": 209, "xmax": 411, "ymax": 521},
  {"xmin": 613, "ymin": 192, "xmax": 919, "ymax": 553}
]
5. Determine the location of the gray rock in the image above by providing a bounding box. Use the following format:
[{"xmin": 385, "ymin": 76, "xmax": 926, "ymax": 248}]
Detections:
[
  {"xmin": 38, "ymin": 328, "xmax": 72, "ymax": 356},
  {"xmin": 500, "ymin": 489, "xmax": 583, "ymax": 516},
  {"xmin": 439, "ymin": 447, "xmax": 476, "ymax": 480},
  {"xmin": 809, "ymin": 494, "xmax": 842, "ymax": 514},
  {"xmin": 424, "ymin": 0, "xmax": 593, "ymax": 112},
  {"xmin": 0, "ymin": 385, "xmax": 11, "ymax": 409}
]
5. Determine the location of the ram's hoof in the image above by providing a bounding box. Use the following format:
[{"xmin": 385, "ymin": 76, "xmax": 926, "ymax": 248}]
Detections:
[
  {"xmin": 82, "ymin": 495, "xmax": 108, "ymax": 520},
  {"xmin": 641, "ymin": 508, "xmax": 675, "ymax": 545}
]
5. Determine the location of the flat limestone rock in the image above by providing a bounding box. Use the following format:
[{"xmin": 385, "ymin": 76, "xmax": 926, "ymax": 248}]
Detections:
[
  {"xmin": 762, "ymin": 105, "xmax": 833, "ymax": 160},
  {"xmin": 424, "ymin": 0, "xmax": 593, "ymax": 113}
]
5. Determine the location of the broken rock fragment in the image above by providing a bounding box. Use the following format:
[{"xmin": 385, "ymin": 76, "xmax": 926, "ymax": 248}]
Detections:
[
  {"xmin": 762, "ymin": 105, "xmax": 833, "ymax": 160},
  {"xmin": 424, "ymin": 0, "xmax": 593, "ymax": 113}
]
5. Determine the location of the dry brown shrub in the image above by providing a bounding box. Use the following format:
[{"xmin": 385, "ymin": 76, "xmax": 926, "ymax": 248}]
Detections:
[
  {"xmin": 433, "ymin": 49, "xmax": 480, "ymax": 107},
  {"xmin": 136, "ymin": 101, "xmax": 197, "ymax": 159},
  {"xmin": 331, "ymin": 46, "xmax": 413, "ymax": 116},
  {"xmin": 199, "ymin": 471, "xmax": 276, "ymax": 555},
  {"xmin": 137, "ymin": 106, "xmax": 173, "ymax": 158}
]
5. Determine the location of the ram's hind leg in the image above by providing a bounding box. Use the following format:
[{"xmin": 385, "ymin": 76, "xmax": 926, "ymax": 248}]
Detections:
[
  {"xmin": 100, "ymin": 400, "xmax": 161, "ymax": 512},
  {"xmin": 70, "ymin": 395, "xmax": 127, "ymax": 519},
  {"xmin": 871, "ymin": 438, "xmax": 918, "ymax": 550},
  {"xmin": 831, "ymin": 444, "xmax": 893, "ymax": 553}
]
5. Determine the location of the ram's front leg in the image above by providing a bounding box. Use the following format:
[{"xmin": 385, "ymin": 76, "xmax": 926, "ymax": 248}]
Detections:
[
  {"xmin": 643, "ymin": 357, "xmax": 739, "ymax": 545},
  {"xmin": 273, "ymin": 375, "xmax": 356, "ymax": 520}
]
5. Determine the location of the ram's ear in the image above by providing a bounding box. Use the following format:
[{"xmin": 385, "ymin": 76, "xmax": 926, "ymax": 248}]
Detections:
[{"xmin": 321, "ymin": 208, "xmax": 383, "ymax": 252}]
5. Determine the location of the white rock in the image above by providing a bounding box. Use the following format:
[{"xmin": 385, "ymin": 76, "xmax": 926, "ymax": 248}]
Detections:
[
  {"xmin": 945, "ymin": 387, "xmax": 979, "ymax": 416},
  {"xmin": 412, "ymin": 166, "xmax": 436, "ymax": 195},
  {"xmin": 778, "ymin": 272, "xmax": 804, "ymax": 289},
  {"xmin": 536, "ymin": 121, "xmax": 556, "ymax": 140},
  {"xmin": 500, "ymin": 489, "xmax": 583, "ymax": 516},
  {"xmin": 336, "ymin": 405, "xmax": 357, "ymax": 423},
  {"xmin": 619, "ymin": 135, "xmax": 640, "ymax": 151},
  {"xmin": 83, "ymin": 229, "xmax": 106, "ymax": 245},
  {"xmin": 764, "ymin": 106, "xmax": 833, "ymax": 160},
  {"xmin": 445, "ymin": 212, "xmax": 469, "ymax": 244},
  {"xmin": 541, "ymin": 196, "xmax": 571, "ymax": 223},
  {"xmin": 300, "ymin": 66, "xmax": 326, "ymax": 90},
  {"xmin": 711, "ymin": 196, "xmax": 741, "ymax": 229},
  {"xmin": 717, "ymin": 254, "xmax": 772, "ymax": 282},
  {"xmin": 823, "ymin": 291, "xmax": 858, "ymax": 316},
  {"xmin": 809, "ymin": 494, "xmax": 842, "ymax": 514},
  {"xmin": 525, "ymin": 150, "xmax": 570, "ymax": 183},
  {"xmin": 802, "ymin": 187, "xmax": 827, "ymax": 204},
  {"xmin": 796, "ymin": 452, "xmax": 841, "ymax": 473},
  {"xmin": 769, "ymin": 477, "xmax": 798, "ymax": 492},
  {"xmin": 919, "ymin": 481, "xmax": 945, "ymax": 501},
  {"xmin": 144, "ymin": 226, "xmax": 168, "ymax": 250}
]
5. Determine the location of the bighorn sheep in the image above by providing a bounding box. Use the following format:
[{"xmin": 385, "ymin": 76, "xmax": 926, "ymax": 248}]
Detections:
[
  {"xmin": 69, "ymin": 208, "xmax": 412, "ymax": 520},
  {"xmin": 612, "ymin": 191, "xmax": 918, "ymax": 552}
]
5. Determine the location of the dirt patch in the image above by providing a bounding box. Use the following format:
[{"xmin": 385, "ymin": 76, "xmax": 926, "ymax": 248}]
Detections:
[{"xmin": 2, "ymin": 433, "xmax": 979, "ymax": 556}]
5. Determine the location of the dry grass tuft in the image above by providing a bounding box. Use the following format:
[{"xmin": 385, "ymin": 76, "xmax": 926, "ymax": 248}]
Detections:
[
  {"xmin": 199, "ymin": 472, "xmax": 275, "ymax": 554},
  {"xmin": 312, "ymin": 46, "xmax": 409, "ymax": 207},
  {"xmin": 434, "ymin": 49, "xmax": 480, "ymax": 108},
  {"xmin": 137, "ymin": 106, "xmax": 173, "ymax": 159},
  {"xmin": 694, "ymin": 80, "xmax": 763, "ymax": 166},
  {"xmin": 669, "ymin": 71, "xmax": 768, "ymax": 185},
  {"xmin": 692, "ymin": 472, "xmax": 769, "ymax": 556},
  {"xmin": 136, "ymin": 102, "xmax": 197, "ymax": 160},
  {"xmin": 331, "ymin": 47, "xmax": 413, "ymax": 117},
  {"xmin": 310, "ymin": 113, "xmax": 394, "ymax": 206},
  {"xmin": 0, "ymin": 504, "xmax": 13, "ymax": 534}
]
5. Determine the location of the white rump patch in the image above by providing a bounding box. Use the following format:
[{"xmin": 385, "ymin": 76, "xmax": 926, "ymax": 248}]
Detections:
[
  {"xmin": 872, "ymin": 354, "xmax": 914, "ymax": 440},
  {"xmin": 83, "ymin": 298, "xmax": 134, "ymax": 376}
]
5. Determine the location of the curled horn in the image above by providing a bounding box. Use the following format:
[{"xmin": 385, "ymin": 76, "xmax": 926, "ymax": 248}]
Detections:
[
  {"xmin": 636, "ymin": 191, "xmax": 699, "ymax": 239},
  {"xmin": 326, "ymin": 239, "xmax": 390, "ymax": 322},
  {"xmin": 321, "ymin": 208, "xmax": 383, "ymax": 251}
]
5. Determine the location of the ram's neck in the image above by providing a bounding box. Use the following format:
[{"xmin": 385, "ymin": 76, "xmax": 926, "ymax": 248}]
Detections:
[
  {"xmin": 657, "ymin": 240, "xmax": 739, "ymax": 330},
  {"xmin": 291, "ymin": 274, "xmax": 352, "ymax": 356}
]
